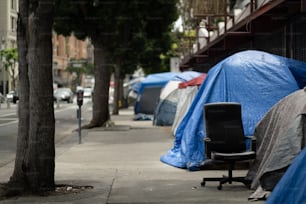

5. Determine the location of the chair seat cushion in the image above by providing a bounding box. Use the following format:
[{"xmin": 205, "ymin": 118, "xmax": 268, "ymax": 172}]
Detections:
[{"xmin": 212, "ymin": 151, "xmax": 256, "ymax": 161}]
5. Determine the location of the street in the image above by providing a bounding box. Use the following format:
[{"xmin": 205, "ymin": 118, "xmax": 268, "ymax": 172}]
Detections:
[{"xmin": 0, "ymin": 98, "xmax": 93, "ymax": 168}]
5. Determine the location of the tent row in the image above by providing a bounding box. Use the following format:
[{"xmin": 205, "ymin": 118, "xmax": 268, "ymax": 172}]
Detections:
[
  {"xmin": 130, "ymin": 50, "xmax": 306, "ymax": 201},
  {"xmin": 155, "ymin": 50, "xmax": 306, "ymax": 202},
  {"xmin": 130, "ymin": 70, "xmax": 208, "ymax": 136},
  {"xmin": 130, "ymin": 71, "xmax": 205, "ymax": 123},
  {"xmin": 160, "ymin": 50, "xmax": 306, "ymax": 169}
]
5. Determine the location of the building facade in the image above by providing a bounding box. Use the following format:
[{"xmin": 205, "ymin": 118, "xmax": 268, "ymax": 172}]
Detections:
[
  {"xmin": 179, "ymin": 0, "xmax": 306, "ymax": 72},
  {"xmin": 52, "ymin": 32, "xmax": 92, "ymax": 89},
  {"xmin": 0, "ymin": 0, "xmax": 18, "ymax": 95}
]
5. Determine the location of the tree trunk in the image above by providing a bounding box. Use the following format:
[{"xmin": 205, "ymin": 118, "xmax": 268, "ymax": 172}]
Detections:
[
  {"xmin": 112, "ymin": 65, "xmax": 120, "ymax": 115},
  {"xmin": 85, "ymin": 36, "xmax": 111, "ymax": 128},
  {"xmin": 119, "ymin": 77, "xmax": 126, "ymax": 108},
  {"xmin": 5, "ymin": 0, "xmax": 55, "ymax": 195}
]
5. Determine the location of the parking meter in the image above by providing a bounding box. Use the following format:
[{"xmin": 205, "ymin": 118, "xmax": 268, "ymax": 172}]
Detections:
[
  {"xmin": 76, "ymin": 90, "xmax": 84, "ymax": 144},
  {"xmin": 77, "ymin": 90, "xmax": 84, "ymax": 106}
]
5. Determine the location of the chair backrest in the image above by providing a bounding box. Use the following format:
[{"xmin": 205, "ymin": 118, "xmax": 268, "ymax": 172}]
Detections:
[{"xmin": 204, "ymin": 102, "xmax": 246, "ymax": 153}]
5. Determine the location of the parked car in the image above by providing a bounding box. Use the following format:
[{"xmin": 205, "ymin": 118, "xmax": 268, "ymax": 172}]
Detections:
[
  {"xmin": 83, "ymin": 87, "xmax": 93, "ymax": 98},
  {"xmin": 6, "ymin": 90, "xmax": 19, "ymax": 104},
  {"xmin": 54, "ymin": 88, "xmax": 74, "ymax": 103}
]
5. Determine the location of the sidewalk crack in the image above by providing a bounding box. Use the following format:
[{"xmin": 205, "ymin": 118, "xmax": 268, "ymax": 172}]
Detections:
[{"xmin": 106, "ymin": 168, "xmax": 118, "ymax": 204}]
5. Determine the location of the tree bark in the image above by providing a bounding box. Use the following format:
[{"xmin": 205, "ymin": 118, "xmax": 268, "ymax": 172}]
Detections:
[
  {"xmin": 112, "ymin": 65, "xmax": 120, "ymax": 115},
  {"xmin": 112, "ymin": 64, "xmax": 126, "ymax": 114},
  {"xmin": 26, "ymin": 0, "xmax": 55, "ymax": 192},
  {"xmin": 85, "ymin": 36, "xmax": 111, "ymax": 128},
  {"xmin": 5, "ymin": 0, "xmax": 31, "ymax": 195},
  {"xmin": 5, "ymin": 0, "xmax": 55, "ymax": 195}
]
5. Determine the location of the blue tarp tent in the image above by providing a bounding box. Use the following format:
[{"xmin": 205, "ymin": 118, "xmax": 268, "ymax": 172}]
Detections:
[
  {"xmin": 133, "ymin": 71, "xmax": 201, "ymax": 115},
  {"xmin": 160, "ymin": 50, "xmax": 306, "ymax": 170},
  {"xmin": 266, "ymin": 147, "xmax": 306, "ymax": 204}
]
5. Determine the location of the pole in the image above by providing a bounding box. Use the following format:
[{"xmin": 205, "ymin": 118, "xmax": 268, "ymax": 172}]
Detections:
[
  {"xmin": 78, "ymin": 105, "xmax": 82, "ymax": 144},
  {"xmin": 76, "ymin": 90, "xmax": 84, "ymax": 144}
]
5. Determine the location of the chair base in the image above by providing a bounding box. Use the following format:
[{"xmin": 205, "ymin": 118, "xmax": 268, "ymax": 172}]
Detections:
[{"xmin": 201, "ymin": 176, "xmax": 251, "ymax": 190}]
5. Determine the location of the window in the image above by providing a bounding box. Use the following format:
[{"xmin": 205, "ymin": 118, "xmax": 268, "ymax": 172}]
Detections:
[
  {"xmin": 11, "ymin": 0, "xmax": 16, "ymax": 10},
  {"xmin": 10, "ymin": 40, "xmax": 16, "ymax": 48},
  {"xmin": 11, "ymin": 16, "xmax": 16, "ymax": 32}
]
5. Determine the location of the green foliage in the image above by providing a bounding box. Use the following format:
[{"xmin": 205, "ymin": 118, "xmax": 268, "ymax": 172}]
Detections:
[
  {"xmin": 54, "ymin": 0, "xmax": 179, "ymax": 75},
  {"xmin": 66, "ymin": 59, "xmax": 93, "ymax": 88},
  {"xmin": 139, "ymin": 30, "xmax": 180, "ymax": 74},
  {"xmin": 66, "ymin": 59, "xmax": 93, "ymax": 74},
  {"xmin": 0, "ymin": 48, "xmax": 18, "ymax": 70}
]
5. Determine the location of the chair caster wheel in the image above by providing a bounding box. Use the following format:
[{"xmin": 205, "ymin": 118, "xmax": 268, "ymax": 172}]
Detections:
[
  {"xmin": 217, "ymin": 185, "xmax": 222, "ymax": 190},
  {"xmin": 201, "ymin": 181, "xmax": 206, "ymax": 187}
]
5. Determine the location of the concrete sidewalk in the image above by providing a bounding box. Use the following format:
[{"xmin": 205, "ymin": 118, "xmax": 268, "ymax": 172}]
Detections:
[{"xmin": 0, "ymin": 108, "xmax": 262, "ymax": 204}]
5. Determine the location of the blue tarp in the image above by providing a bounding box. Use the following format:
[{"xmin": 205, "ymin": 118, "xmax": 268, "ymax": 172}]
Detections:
[
  {"xmin": 160, "ymin": 50, "xmax": 306, "ymax": 170},
  {"xmin": 133, "ymin": 71, "xmax": 201, "ymax": 114},
  {"xmin": 266, "ymin": 147, "xmax": 306, "ymax": 204}
]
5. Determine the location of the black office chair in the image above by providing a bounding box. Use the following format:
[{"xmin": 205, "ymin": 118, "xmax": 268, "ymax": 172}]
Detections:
[{"xmin": 201, "ymin": 102, "xmax": 256, "ymax": 190}]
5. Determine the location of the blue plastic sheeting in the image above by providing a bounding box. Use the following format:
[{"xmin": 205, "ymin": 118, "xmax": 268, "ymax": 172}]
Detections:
[
  {"xmin": 133, "ymin": 71, "xmax": 201, "ymax": 114},
  {"xmin": 160, "ymin": 50, "xmax": 306, "ymax": 170},
  {"xmin": 171, "ymin": 71, "xmax": 202, "ymax": 82},
  {"xmin": 132, "ymin": 71, "xmax": 201, "ymax": 93},
  {"xmin": 266, "ymin": 147, "xmax": 306, "ymax": 204}
]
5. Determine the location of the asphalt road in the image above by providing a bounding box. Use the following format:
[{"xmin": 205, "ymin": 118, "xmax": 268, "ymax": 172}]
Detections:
[{"xmin": 0, "ymin": 98, "xmax": 93, "ymax": 168}]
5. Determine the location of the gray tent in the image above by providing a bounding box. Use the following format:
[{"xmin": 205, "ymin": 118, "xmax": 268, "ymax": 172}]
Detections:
[{"xmin": 246, "ymin": 89, "xmax": 306, "ymax": 200}]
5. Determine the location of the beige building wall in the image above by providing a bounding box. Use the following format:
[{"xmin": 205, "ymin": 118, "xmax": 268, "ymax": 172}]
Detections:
[
  {"xmin": 67, "ymin": 35, "xmax": 88, "ymax": 59},
  {"xmin": 0, "ymin": 0, "xmax": 18, "ymax": 48},
  {"xmin": 0, "ymin": 0, "xmax": 18, "ymax": 95},
  {"xmin": 52, "ymin": 32, "xmax": 90, "ymax": 88}
]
